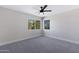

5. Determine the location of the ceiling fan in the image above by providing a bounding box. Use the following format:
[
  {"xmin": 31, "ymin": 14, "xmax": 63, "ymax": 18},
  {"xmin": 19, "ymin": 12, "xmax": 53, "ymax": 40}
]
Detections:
[{"xmin": 34, "ymin": 5, "xmax": 52, "ymax": 14}]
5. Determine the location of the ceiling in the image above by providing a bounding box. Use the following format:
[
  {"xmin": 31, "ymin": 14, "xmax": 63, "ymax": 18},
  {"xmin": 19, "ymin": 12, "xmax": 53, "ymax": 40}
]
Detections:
[{"xmin": 1, "ymin": 5, "xmax": 79, "ymax": 17}]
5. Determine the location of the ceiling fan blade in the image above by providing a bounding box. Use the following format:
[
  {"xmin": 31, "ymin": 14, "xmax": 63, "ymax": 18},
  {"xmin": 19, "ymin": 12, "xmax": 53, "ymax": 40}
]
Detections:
[
  {"xmin": 42, "ymin": 5, "xmax": 48, "ymax": 10},
  {"xmin": 44, "ymin": 10, "xmax": 52, "ymax": 12},
  {"xmin": 33, "ymin": 7, "xmax": 39, "ymax": 10}
]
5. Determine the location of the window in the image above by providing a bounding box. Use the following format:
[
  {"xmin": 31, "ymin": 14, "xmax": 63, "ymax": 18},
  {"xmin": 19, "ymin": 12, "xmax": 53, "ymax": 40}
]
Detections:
[
  {"xmin": 28, "ymin": 20, "xmax": 35, "ymax": 29},
  {"xmin": 36, "ymin": 20, "xmax": 40, "ymax": 29},
  {"xmin": 44, "ymin": 20, "xmax": 50, "ymax": 29},
  {"xmin": 28, "ymin": 20, "xmax": 40, "ymax": 30}
]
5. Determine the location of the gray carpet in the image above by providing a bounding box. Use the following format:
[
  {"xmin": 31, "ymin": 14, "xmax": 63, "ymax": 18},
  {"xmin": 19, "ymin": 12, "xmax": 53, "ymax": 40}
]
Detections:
[{"xmin": 0, "ymin": 36, "xmax": 79, "ymax": 53}]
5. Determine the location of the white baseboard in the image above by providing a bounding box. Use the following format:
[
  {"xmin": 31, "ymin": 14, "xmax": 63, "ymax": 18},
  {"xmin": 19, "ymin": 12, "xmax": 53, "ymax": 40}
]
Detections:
[
  {"xmin": 0, "ymin": 34, "xmax": 42, "ymax": 46},
  {"xmin": 45, "ymin": 35, "xmax": 79, "ymax": 45}
]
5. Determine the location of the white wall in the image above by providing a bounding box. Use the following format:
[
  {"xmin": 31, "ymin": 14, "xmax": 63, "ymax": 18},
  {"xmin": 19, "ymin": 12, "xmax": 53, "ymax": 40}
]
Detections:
[
  {"xmin": 0, "ymin": 7, "xmax": 42, "ymax": 45},
  {"xmin": 44, "ymin": 8, "xmax": 79, "ymax": 44}
]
